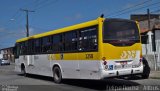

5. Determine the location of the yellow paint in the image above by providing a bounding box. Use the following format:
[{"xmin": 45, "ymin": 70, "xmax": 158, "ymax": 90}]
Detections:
[
  {"xmin": 98, "ymin": 17, "xmax": 104, "ymax": 60},
  {"xmin": 136, "ymin": 21, "xmax": 143, "ymax": 57},
  {"xmin": 48, "ymin": 52, "xmax": 101, "ymax": 60},
  {"xmin": 102, "ymin": 43, "xmax": 142, "ymax": 60},
  {"xmin": 48, "ymin": 54, "xmax": 56, "ymax": 61}
]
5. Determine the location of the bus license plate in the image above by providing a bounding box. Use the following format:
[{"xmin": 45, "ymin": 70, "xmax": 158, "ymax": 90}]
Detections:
[
  {"xmin": 120, "ymin": 61, "xmax": 127, "ymax": 65},
  {"xmin": 120, "ymin": 62, "xmax": 127, "ymax": 68}
]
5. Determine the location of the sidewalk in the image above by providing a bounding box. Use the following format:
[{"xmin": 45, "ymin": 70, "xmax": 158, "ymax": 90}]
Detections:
[{"xmin": 149, "ymin": 71, "xmax": 160, "ymax": 79}]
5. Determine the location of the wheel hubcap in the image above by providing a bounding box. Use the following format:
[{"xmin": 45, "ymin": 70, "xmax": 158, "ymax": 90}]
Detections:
[{"xmin": 55, "ymin": 69, "xmax": 60, "ymax": 80}]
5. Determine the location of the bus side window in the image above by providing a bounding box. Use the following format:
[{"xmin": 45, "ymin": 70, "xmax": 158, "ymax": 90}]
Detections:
[
  {"xmin": 28, "ymin": 39, "xmax": 34, "ymax": 54},
  {"xmin": 78, "ymin": 25, "xmax": 98, "ymax": 51},
  {"xmin": 34, "ymin": 39, "xmax": 41, "ymax": 54},
  {"xmin": 20, "ymin": 42, "xmax": 26, "ymax": 55},
  {"xmin": 72, "ymin": 32, "xmax": 78, "ymax": 51},
  {"xmin": 24, "ymin": 41, "xmax": 28, "ymax": 55},
  {"xmin": 14, "ymin": 43, "xmax": 20, "ymax": 58},
  {"xmin": 90, "ymin": 28, "xmax": 98, "ymax": 50},
  {"xmin": 47, "ymin": 36, "xmax": 52, "ymax": 53},
  {"xmin": 52, "ymin": 34, "xmax": 62, "ymax": 53},
  {"xmin": 19, "ymin": 42, "xmax": 23, "ymax": 55},
  {"xmin": 42, "ymin": 37, "xmax": 52, "ymax": 53},
  {"xmin": 64, "ymin": 31, "xmax": 78, "ymax": 52},
  {"xmin": 42, "ymin": 37, "xmax": 47, "ymax": 53}
]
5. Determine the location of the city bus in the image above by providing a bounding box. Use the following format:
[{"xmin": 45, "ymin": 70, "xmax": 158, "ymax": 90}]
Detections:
[{"xmin": 14, "ymin": 17, "xmax": 148, "ymax": 83}]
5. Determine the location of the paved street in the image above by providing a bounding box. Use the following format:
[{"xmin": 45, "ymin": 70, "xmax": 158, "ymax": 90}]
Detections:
[{"xmin": 0, "ymin": 64, "xmax": 160, "ymax": 91}]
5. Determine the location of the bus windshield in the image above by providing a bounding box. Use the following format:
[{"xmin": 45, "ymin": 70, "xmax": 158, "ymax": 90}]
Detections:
[{"xmin": 103, "ymin": 19, "xmax": 140, "ymax": 46}]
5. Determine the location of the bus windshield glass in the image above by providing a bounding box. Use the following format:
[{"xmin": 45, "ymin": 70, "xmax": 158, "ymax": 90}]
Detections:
[{"xmin": 103, "ymin": 19, "xmax": 140, "ymax": 46}]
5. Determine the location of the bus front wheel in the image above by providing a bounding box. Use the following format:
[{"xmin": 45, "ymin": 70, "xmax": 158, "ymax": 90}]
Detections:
[
  {"xmin": 21, "ymin": 64, "xmax": 27, "ymax": 76},
  {"xmin": 53, "ymin": 66, "xmax": 62, "ymax": 83}
]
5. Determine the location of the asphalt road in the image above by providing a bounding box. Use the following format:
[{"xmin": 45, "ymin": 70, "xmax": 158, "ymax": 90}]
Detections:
[{"xmin": 0, "ymin": 64, "xmax": 160, "ymax": 91}]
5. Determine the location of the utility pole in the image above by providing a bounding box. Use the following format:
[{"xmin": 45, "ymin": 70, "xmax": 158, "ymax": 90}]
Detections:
[
  {"xmin": 147, "ymin": 9, "xmax": 151, "ymax": 31},
  {"xmin": 147, "ymin": 9, "xmax": 157, "ymax": 71},
  {"xmin": 21, "ymin": 9, "xmax": 35, "ymax": 37}
]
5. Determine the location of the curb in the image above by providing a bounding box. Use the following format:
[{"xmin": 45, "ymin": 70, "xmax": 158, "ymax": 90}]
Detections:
[
  {"xmin": 149, "ymin": 71, "xmax": 160, "ymax": 79},
  {"xmin": 150, "ymin": 77, "xmax": 160, "ymax": 79}
]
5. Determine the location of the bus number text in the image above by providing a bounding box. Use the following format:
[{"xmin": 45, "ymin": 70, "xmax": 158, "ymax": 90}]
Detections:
[{"xmin": 86, "ymin": 54, "xmax": 93, "ymax": 59}]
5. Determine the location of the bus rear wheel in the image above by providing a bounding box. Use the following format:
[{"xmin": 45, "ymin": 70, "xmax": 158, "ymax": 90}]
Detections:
[
  {"xmin": 53, "ymin": 66, "xmax": 62, "ymax": 83},
  {"xmin": 21, "ymin": 64, "xmax": 27, "ymax": 76},
  {"xmin": 141, "ymin": 57, "xmax": 150, "ymax": 79}
]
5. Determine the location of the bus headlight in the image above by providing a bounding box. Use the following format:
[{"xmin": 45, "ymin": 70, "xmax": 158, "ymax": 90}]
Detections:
[{"xmin": 102, "ymin": 57, "xmax": 107, "ymax": 65}]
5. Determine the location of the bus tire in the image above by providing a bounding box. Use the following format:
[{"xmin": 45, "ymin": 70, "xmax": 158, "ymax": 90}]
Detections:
[
  {"xmin": 53, "ymin": 66, "xmax": 62, "ymax": 83},
  {"xmin": 21, "ymin": 64, "xmax": 27, "ymax": 76},
  {"xmin": 141, "ymin": 57, "xmax": 150, "ymax": 79}
]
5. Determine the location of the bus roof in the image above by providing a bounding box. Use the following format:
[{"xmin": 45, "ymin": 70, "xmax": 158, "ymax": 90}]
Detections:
[{"xmin": 16, "ymin": 17, "xmax": 104, "ymax": 43}]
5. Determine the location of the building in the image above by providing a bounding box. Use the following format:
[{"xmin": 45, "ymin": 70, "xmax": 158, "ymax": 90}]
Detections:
[
  {"xmin": 0, "ymin": 47, "xmax": 15, "ymax": 62},
  {"xmin": 131, "ymin": 14, "xmax": 160, "ymax": 71}
]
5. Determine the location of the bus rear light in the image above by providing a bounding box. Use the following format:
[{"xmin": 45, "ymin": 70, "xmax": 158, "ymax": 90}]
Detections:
[
  {"xmin": 102, "ymin": 57, "xmax": 106, "ymax": 61},
  {"xmin": 140, "ymin": 54, "xmax": 143, "ymax": 59},
  {"xmin": 103, "ymin": 61, "xmax": 107, "ymax": 65},
  {"xmin": 140, "ymin": 58, "xmax": 142, "ymax": 63},
  {"xmin": 139, "ymin": 55, "xmax": 143, "ymax": 63},
  {"xmin": 139, "ymin": 58, "xmax": 142, "ymax": 65},
  {"xmin": 102, "ymin": 57, "xmax": 107, "ymax": 65},
  {"xmin": 140, "ymin": 55, "xmax": 143, "ymax": 60}
]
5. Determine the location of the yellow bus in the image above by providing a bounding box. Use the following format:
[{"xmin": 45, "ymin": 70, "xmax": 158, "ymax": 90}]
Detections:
[{"xmin": 14, "ymin": 17, "xmax": 148, "ymax": 83}]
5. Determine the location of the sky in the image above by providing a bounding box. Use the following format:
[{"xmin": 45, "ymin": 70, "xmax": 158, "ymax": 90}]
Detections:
[{"xmin": 0, "ymin": 0, "xmax": 160, "ymax": 49}]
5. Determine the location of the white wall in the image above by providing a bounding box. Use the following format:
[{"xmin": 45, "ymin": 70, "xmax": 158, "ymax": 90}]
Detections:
[
  {"xmin": 0, "ymin": 54, "xmax": 3, "ymax": 59},
  {"xmin": 142, "ymin": 40, "xmax": 160, "ymax": 70}
]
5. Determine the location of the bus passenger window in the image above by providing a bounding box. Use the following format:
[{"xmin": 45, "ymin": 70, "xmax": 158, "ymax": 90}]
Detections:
[
  {"xmin": 64, "ymin": 31, "xmax": 78, "ymax": 52},
  {"xmin": 52, "ymin": 34, "xmax": 62, "ymax": 52},
  {"xmin": 78, "ymin": 25, "xmax": 98, "ymax": 51},
  {"xmin": 41, "ymin": 36, "xmax": 52, "ymax": 53},
  {"xmin": 34, "ymin": 39, "xmax": 41, "ymax": 53}
]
